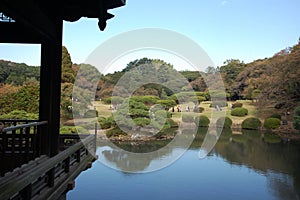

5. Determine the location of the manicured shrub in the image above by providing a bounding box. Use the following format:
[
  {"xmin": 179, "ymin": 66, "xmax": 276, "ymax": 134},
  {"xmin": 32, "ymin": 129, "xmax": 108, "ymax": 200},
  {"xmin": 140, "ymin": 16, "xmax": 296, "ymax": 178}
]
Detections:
[
  {"xmin": 156, "ymin": 100, "xmax": 177, "ymax": 110},
  {"xmin": 84, "ymin": 110, "xmax": 98, "ymax": 118},
  {"xmin": 182, "ymin": 114, "xmax": 194, "ymax": 123},
  {"xmin": 129, "ymin": 109, "xmax": 149, "ymax": 118},
  {"xmin": 59, "ymin": 126, "xmax": 89, "ymax": 134},
  {"xmin": 195, "ymin": 115, "xmax": 210, "ymax": 127},
  {"xmin": 242, "ymin": 117, "xmax": 262, "ymax": 130},
  {"xmin": 264, "ymin": 118, "xmax": 281, "ymax": 129},
  {"xmin": 231, "ymin": 107, "xmax": 248, "ymax": 117},
  {"xmin": 216, "ymin": 117, "xmax": 232, "ymax": 129},
  {"xmin": 232, "ymin": 102, "xmax": 243, "ymax": 108},
  {"xmin": 193, "ymin": 106, "xmax": 205, "ymax": 113},
  {"xmin": 131, "ymin": 96, "xmax": 159, "ymax": 105},
  {"xmin": 293, "ymin": 106, "xmax": 300, "ymax": 131},
  {"xmin": 133, "ymin": 117, "xmax": 151, "ymax": 127},
  {"xmin": 98, "ymin": 116, "xmax": 115, "ymax": 129},
  {"xmin": 106, "ymin": 127, "xmax": 127, "ymax": 138},
  {"xmin": 268, "ymin": 114, "xmax": 281, "ymax": 120}
]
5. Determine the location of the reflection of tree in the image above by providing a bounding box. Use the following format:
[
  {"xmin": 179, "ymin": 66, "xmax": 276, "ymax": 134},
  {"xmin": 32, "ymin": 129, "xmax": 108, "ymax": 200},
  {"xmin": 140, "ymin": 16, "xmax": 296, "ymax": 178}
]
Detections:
[
  {"xmin": 98, "ymin": 128, "xmax": 196, "ymax": 173},
  {"xmin": 267, "ymin": 172, "xmax": 298, "ymax": 200},
  {"xmin": 214, "ymin": 130, "xmax": 300, "ymax": 199},
  {"xmin": 102, "ymin": 150, "xmax": 152, "ymax": 172},
  {"xmin": 100, "ymin": 141, "xmax": 174, "ymax": 173},
  {"xmin": 99, "ymin": 129, "xmax": 300, "ymax": 198}
]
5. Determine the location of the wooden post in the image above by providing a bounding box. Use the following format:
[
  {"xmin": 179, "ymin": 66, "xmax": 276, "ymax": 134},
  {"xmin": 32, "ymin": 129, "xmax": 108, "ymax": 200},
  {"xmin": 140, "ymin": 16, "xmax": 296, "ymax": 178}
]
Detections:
[{"xmin": 39, "ymin": 19, "xmax": 63, "ymax": 157}]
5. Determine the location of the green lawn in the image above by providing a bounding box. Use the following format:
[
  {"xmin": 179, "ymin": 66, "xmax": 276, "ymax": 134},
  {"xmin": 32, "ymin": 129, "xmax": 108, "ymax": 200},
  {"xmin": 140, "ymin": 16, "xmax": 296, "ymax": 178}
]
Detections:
[
  {"xmin": 93, "ymin": 101, "xmax": 114, "ymax": 118},
  {"xmin": 94, "ymin": 100, "xmax": 259, "ymax": 126}
]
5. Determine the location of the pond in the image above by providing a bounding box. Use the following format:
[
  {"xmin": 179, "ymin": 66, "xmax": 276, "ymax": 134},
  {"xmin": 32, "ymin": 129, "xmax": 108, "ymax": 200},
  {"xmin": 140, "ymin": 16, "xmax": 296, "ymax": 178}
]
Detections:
[{"xmin": 67, "ymin": 129, "xmax": 300, "ymax": 200}]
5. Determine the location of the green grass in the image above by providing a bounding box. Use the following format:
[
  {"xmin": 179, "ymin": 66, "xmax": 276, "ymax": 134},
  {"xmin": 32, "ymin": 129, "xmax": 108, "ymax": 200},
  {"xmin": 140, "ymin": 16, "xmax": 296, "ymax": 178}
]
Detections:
[
  {"xmin": 93, "ymin": 101, "xmax": 114, "ymax": 118},
  {"xmin": 93, "ymin": 100, "xmax": 259, "ymax": 126}
]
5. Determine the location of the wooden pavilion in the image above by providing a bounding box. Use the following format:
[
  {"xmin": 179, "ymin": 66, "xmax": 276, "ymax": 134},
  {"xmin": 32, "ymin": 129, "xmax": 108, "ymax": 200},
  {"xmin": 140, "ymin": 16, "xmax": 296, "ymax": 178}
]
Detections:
[{"xmin": 0, "ymin": 0, "xmax": 126, "ymax": 199}]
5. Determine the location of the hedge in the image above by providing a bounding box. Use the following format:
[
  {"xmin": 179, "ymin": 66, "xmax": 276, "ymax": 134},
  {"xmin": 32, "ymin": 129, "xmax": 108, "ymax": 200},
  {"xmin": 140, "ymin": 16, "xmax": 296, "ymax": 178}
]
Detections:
[
  {"xmin": 231, "ymin": 107, "xmax": 248, "ymax": 117},
  {"xmin": 264, "ymin": 118, "xmax": 281, "ymax": 129},
  {"xmin": 195, "ymin": 115, "xmax": 210, "ymax": 127},
  {"xmin": 241, "ymin": 117, "xmax": 262, "ymax": 130},
  {"xmin": 216, "ymin": 117, "xmax": 232, "ymax": 129}
]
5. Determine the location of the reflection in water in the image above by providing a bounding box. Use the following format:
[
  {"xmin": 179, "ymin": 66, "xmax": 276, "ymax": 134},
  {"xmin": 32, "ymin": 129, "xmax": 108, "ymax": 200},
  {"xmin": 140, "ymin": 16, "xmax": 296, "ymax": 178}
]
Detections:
[
  {"xmin": 267, "ymin": 172, "xmax": 297, "ymax": 200},
  {"xmin": 70, "ymin": 129, "xmax": 300, "ymax": 199},
  {"xmin": 97, "ymin": 128, "xmax": 197, "ymax": 173},
  {"xmin": 213, "ymin": 129, "xmax": 300, "ymax": 199}
]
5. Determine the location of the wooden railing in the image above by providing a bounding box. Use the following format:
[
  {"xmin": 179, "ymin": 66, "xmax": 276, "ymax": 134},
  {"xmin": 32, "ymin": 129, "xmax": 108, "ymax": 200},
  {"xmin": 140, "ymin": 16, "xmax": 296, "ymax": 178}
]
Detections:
[
  {"xmin": 0, "ymin": 120, "xmax": 48, "ymax": 176},
  {"xmin": 0, "ymin": 134, "xmax": 96, "ymax": 200},
  {"xmin": 0, "ymin": 121, "xmax": 47, "ymax": 155}
]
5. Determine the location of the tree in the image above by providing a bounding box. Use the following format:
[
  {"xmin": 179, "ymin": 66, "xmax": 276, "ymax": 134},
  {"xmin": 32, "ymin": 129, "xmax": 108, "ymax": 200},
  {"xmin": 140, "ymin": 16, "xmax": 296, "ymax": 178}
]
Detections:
[
  {"xmin": 293, "ymin": 106, "xmax": 300, "ymax": 131},
  {"xmin": 218, "ymin": 59, "xmax": 245, "ymax": 99},
  {"xmin": 61, "ymin": 46, "xmax": 75, "ymax": 83}
]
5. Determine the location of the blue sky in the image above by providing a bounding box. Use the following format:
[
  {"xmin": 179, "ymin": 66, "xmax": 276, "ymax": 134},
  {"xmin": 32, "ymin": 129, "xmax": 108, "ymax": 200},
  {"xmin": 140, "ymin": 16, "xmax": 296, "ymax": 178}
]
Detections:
[{"xmin": 1, "ymin": 0, "xmax": 300, "ymax": 71}]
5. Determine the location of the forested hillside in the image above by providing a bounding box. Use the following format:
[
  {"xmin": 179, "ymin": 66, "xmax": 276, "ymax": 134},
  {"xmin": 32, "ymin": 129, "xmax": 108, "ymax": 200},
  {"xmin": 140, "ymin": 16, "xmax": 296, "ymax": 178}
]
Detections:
[
  {"xmin": 0, "ymin": 40, "xmax": 299, "ymax": 123},
  {"xmin": 0, "ymin": 60, "xmax": 39, "ymax": 85}
]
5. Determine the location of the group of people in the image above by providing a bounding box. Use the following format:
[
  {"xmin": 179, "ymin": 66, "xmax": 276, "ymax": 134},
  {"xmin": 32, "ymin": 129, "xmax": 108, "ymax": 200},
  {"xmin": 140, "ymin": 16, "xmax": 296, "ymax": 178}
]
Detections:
[{"xmin": 172, "ymin": 103, "xmax": 198, "ymax": 113}]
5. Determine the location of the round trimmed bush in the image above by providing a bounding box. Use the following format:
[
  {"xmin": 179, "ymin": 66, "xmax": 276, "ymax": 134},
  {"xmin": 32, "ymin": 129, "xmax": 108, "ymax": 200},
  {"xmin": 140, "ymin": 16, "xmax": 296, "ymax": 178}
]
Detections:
[
  {"xmin": 182, "ymin": 114, "xmax": 194, "ymax": 123},
  {"xmin": 231, "ymin": 107, "xmax": 248, "ymax": 117},
  {"xmin": 216, "ymin": 117, "xmax": 232, "ymax": 129},
  {"xmin": 232, "ymin": 102, "xmax": 243, "ymax": 108},
  {"xmin": 264, "ymin": 118, "xmax": 281, "ymax": 129},
  {"xmin": 242, "ymin": 117, "xmax": 262, "ymax": 130},
  {"xmin": 195, "ymin": 115, "xmax": 210, "ymax": 127}
]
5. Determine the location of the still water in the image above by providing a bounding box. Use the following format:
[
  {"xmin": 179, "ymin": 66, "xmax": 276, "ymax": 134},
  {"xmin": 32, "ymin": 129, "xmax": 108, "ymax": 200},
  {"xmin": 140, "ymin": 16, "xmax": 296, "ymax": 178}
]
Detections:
[{"xmin": 67, "ymin": 129, "xmax": 300, "ymax": 200}]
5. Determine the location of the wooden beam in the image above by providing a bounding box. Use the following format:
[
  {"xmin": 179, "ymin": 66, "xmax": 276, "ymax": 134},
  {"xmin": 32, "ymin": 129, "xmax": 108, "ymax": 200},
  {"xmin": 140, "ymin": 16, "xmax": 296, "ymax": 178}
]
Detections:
[
  {"xmin": 39, "ymin": 19, "xmax": 63, "ymax": 157},
  {"xmin": 0, "ymin": 0, "xmax": 57, "ymax": 41},
  {"xmin": 0, "ymin": 22, "xmax": 43, "ymax": 44}
]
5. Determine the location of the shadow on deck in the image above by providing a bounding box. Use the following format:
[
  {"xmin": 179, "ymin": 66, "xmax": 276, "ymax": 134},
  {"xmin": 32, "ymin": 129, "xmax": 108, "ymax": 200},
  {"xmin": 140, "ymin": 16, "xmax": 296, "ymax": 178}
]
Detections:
[{"xmin": 0, "ymin": 120, "xmax": 97, "ymax": 200}]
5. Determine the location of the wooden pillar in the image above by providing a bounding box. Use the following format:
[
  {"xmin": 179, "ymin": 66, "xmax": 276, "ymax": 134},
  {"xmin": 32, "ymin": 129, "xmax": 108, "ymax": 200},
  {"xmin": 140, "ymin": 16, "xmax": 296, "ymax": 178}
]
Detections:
[{"xmin": 39, "ymin": 19, "xmax": 63, "ymax": 157}]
